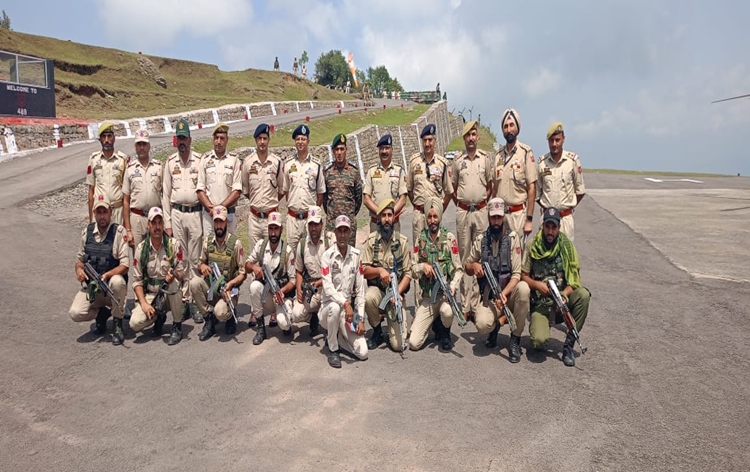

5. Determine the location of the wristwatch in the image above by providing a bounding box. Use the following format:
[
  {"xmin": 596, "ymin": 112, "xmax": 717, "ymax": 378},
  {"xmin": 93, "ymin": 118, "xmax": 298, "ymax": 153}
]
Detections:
[{"xmin": 526, "ymin": 215, "xmax": 533, "ymax": 222}]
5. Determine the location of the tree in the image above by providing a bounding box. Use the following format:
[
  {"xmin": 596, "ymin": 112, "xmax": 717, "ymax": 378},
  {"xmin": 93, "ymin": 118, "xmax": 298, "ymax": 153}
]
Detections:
[
  {"xmin": 366, "ymin": 65, "xmax": 404, "ymax": 95},
  {"xmin": 299, "ymin": 51, "xmax": 309, "ymax": 67},
  {"xmin": 314, "ymin": 50, "xmax": 350, "ymax": 88},
  {"xmin": 0, "ymin": 10, "xmax": 11, "ymax": 30},
  {"xmin": 355, "ymin": 69, "xmax": 366, "ymax": 90}
]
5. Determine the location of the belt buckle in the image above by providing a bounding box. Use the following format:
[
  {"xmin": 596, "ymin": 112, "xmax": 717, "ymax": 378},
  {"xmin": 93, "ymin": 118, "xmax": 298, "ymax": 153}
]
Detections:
[
  {"xmin": 468, "ymin": 204, "xmax": 477, "ymax": 212},
  {"xmin": 297, "ymin": 213, "xmax": 306, "ymax": 220},
  {"xmin": 259, "ymin": 210, "xmax": 268, "ymax": 219}
]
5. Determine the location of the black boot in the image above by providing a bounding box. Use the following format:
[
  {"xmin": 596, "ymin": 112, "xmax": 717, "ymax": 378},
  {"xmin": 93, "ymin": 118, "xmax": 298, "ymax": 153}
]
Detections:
[
  {"xmin": 328, "ymin": 349, "xmax": 342, "ymax": 368},
  {"xmin": 181, "ymin": 303, "xmax": 190, "ymax": 322},
  {"xmin": 253, "ymin": 315, "xmax": 266, "ymax": 345},
  {"xmin": 485, "ymin": 323, "xmax": 500, "ymax": 348},
  {"xmin": 191, "ymin": 303, "xmax": 204, "ymax": 324},
  {"xmin": 309, "ymin": 312, "xmax": 319, "ymax": 336},
  {"xmin": 562, "ymin": 331, "xmax": 576, "ymax": 367},
  {"xmin": 367, "ymin": 324, "xmax": 384, "ymax": 350},
  {"xmin": 151, "ymin": 312, "xmax": 166, "ymax": 337},
  {"xmin": 431, "ymin": 317, "xmax": 441, "ymax": 341},
  {"xmin": 93, "ymin": 308, "xmax": 111, "ymax": 336},
  {"xmin": 198, "ymin": 313, "xmax": 215, "ymax": 341},
  {"xmin": 168, "ymin": 322, "xmax": 182, "ymax": 346},
  {"xmin": 440, "ymin": 323, "xmax": 453, "ymax": 351},
  {"xmin": 509, "ymin": 334, "xmax": 521, "ymax": 363},
  {"xmin": 112, "ymin": 318, "xmax": 124, "ymax": 346},
  {"xmin": 224, "ymin": 317, "xmax": 237, "ymax": 335}
]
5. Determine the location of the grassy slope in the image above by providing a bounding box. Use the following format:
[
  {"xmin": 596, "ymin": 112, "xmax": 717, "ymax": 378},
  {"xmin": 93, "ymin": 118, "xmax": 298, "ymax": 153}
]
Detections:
[
  {"xmin": 154, "ymin": 105, "xmax": 429, "ymax": 161},
  {"xmin": 446, "ymin": 125, "xmax": 497, "ymax": 153},
  {"xmin": 0, "ymin": 29, "xmax": 349, "ymax": 120}
]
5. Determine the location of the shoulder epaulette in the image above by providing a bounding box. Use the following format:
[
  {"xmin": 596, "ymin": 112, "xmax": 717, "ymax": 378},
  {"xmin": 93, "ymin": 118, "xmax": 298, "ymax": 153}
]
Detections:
[
  {"xmin": 348, "ymin": 161, "xmax": 358, "ymax": 169},
  {"xmin": 324, "ymin": 162, "xmax": 334, "ymax": 171},
  {"xmin": 351, "ymin": 247, "xmax": 361, "ymax": 255}
]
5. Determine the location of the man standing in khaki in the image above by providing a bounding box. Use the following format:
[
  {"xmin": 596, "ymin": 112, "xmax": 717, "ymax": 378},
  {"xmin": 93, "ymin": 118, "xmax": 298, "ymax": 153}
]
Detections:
[
  {"xmin": 283, "ymin": 124, "xmax": 326, "ymax": 251},
  {"xmin": 241, "ymin": 123, "xmax": 284, "ymax": 251},
  {"xmin": 537, "ymin": 122, "xmax": 586, "ymax": 242},
  {"xmin": 123, "ymin": 129, "xmax": 163, "ymax": 250},
  {"xmin": 86, "ymin": 121, "xmax": 129, "ymax": 224},
  {"xmin": 451, "ymin": 120, "xmax": 493, "ymax": 319},
  {"xmin": 197, "ymin": 123, "xmax": 242, "ymax": 237},
  {"xmin": 407, "ymin": 123, "xmax": 454, "ymax": 247},
  {"xmin": 493, "ymin": 108, "xmax": 538, "ymax": 240},
  {"xmin": 163, "ymin": 118, "xmax": 205, "ymax": 324},
  {"xmin": 363, "ymin": 134, "xmax": 407, "ymax": 233},
  {"xmin": 69, "ymin": 194, "xmax": 129, "ymax": 345},
  {"xmin": 129, "ymin": 207, "xmax": 186, "ymax": 345}
]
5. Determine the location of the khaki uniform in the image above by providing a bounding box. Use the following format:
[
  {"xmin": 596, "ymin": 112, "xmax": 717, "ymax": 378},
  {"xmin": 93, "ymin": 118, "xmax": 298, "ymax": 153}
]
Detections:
[
  {"xmin": 246, "ymin": 239, "xmax": 295, "ymax": 318},
  {"xmin": 363, "ymin": 161, "xmax": 407, "ymax": 233},
  {"xmin": 409, "ymin": 228, "xmax": 463, "ymax": 350},
  {"xmin": 86, "ymin": 150, "xmax": 129, "ymax": 224},
  {"xmin": 283, "ymin": 154, "xmax": 326, "ymax": 250},
  {"xmin": 69, "ymin": 223, "xmax": 129, "ymax": 322},
  {"xmin": 241, "ymin": 152, "xmax": 284, "ymax": 251},
  {"xmin": 406, "ymin": 152, "xmax": 454, "ymax": 244},
  {"xmin": 320, "ymin": 245, "xmax": 368, "ymax": 360},
  {"xmin": 129, "ymin": 237, "xmax": 186, "ymax": 332},
  {"xmin": 361, "ymin": 231, "xmax": 412, "ymax": 351},
  {"xmin": 163, "ymin": 151, "xmax": 204, "ymax": 300},
  {"xmin": 122, "ymin": 159, "xmax": 163, "ymax": 248},
  {"xmin": 189, "ymin": 234, "xmax": 246, "ymax": 322},
  {"xmin": 493, "ymin": 141, "xmax": 538, "ymax": 235},
  {"xmin": 197, "ymin": 151, "xmax": 242, "ymax": 236},
  {"xmin": 537, "ymin": 151, "xmax": 586, "ymax": 242},
  {"xmin": 282, "ymin": 231, "xmax": 335, "ymax": 331},
  {"xmin": 465, "ymin": 230, "xmax": 529, "ymax": 337},
  {"xmin": 451, "ymin": 149, "xmax": 493, "ymax": 313}
]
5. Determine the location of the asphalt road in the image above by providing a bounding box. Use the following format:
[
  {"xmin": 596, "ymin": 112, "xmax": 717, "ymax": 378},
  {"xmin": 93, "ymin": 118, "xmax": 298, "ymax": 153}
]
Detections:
[{"xmin": 1, "ymin": 135, "xmax": 749, "ymax": 471}]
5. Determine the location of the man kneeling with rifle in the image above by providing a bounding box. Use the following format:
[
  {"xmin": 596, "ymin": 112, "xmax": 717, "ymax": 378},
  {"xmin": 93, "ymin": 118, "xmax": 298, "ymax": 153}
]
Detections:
[
  {"xmin": 190, "ymin": 206, "xmax": 246, "ymax": 341},
  {"xmin": 521, "ymin": 207, "xmax": 590, "ymax": 366},
  {"xmin": 130, "ymin": 207, "xmax": 186, "ymax": 345},
  {"xmin": 69, "ymin": 194, "xmax": 129, "ymax": 345},
  {"xmin": 465, "ymin": 198, "xmax": 529, "ymax": 363},
  {"xmin": 362, "ymin": 198, "xmax": 412, "ymax": 353},
  {"xmin": 410, "ymin": 196, "xmax": 464, "ymax": 351},
  {"xmin": 245, "ymin": 212, "xmax": 295, "ymax": 345}
]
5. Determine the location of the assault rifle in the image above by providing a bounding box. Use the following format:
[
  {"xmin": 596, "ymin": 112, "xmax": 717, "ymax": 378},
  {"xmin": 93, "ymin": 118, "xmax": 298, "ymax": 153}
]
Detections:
[
  {"xmin": 482, "ymin": 262, "xmax": 517, "ymax": 332},
  {"xmin": 378, "ymin": 257, "xmax": 406, "ymax": 356},
  {"xmin": 209, "ymin": 262, "xmax": 238, "ymax": 324},
  {"xmin": 547, "ymin": 279, "xmax": 587, "ymax": 354},
  {"xmin": 431, "ymin": 261, "xmax": 465, "ymax": 327},
  {"xmin": 301, "ymin": 274, "xmax": 317, "ymax": 304},
  {"xmin": 83, "ymin": 262, "xmax": 121, "ymax": 306},
  {"xmin": 262, "ymin": 263, "xmax": 289, "ymax": 317}
]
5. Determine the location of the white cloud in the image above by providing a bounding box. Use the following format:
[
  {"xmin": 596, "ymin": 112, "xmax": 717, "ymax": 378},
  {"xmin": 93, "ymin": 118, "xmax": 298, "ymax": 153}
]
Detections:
[
  {"xmin": 98, "ymin": 0, "xmax": 253, "ymax": 48},
  {"xmin": 523, "ymin": 68, "xmax": 562, "ymax": 98}
]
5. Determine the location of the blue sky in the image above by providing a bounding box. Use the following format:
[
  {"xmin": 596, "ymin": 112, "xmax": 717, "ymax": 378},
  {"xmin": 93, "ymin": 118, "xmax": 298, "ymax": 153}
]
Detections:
[{"xmin": 6, "ymin": 0, "xmax": 750, "ymax": 174}]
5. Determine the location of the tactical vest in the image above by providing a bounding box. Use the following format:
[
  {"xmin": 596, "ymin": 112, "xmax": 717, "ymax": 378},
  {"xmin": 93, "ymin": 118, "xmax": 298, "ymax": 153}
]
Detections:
[
  {"xmin": 529, "ymin": 252, "xmax": 566, "ymax": 307},
  {"xmin": 258, "ymin": 238, "xmax": 290, "ymax": 288},
  {"xmin": 84, "ymin": 223, "xmax": 119, "ymax": 275},
  {"xmin": 416, "ymin": 228, "xmax": 455, "ymax": 293},
  {"xmin": 299, "ymin": 233, "xmax": 329, "ymax": 280},
  {"xmin": 207, "ymin": 234, "xmax": 238, "ymax": 280},
  {"xmin": 139, "ymin": 234, "xmax": 175, "ymax": 290},
  {"xmin": 368, "ymin": 234, "xmax": 407, "ymax": 290},
  {"xmin": 481, "ymin": 229, "xmax": 512, "ymax": 288}
]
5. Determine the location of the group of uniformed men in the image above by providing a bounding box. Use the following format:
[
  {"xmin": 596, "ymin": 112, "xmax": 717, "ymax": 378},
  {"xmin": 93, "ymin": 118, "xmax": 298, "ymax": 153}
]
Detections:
[{"xmin": 70, "ymin": 108, "xmax": 590, "ymax": 368}]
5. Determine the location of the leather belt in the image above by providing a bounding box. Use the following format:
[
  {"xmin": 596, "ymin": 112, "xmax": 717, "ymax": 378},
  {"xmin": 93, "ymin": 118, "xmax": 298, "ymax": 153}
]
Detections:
[
  {"xmin": 414, "ymin": 204, "xmax": 424, "ymax": 212},
  {"xmin": 507, "ymin": 204, "xmax": 525, "ymax": 213},
  {"xmin": 457, "ymin": 201, "xmax": 487, "ymax": 212},
  {"xmin": 288, "ymin": 209, "xmax": 308, "ymax": 220},
  {"xmin": 559, "ymin": 208, "xmax": 573, "ymax": 217},
  {"xmin": 130, "ymin": 207, "xmax": 147, "ymax": 217},
  {"xmin": 250, "ymin": 207, "xmax": 277, "ymax": 219},
  {"xmin": 172, "ymin": 203, "xmax": 202, "ymax": 213}
]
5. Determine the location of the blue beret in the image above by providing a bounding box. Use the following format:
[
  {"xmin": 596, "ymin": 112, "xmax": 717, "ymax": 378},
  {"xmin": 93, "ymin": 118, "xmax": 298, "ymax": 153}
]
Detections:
[
  {"xmin": 377, "ymin": 134, "xmax": 393, "ymax": 147},
  {"xmin": 420, "ymin": 124, "xmax": 436, "ymax": 138},
  {"xmin": 292, "ymin": 124, "xmax": 310, "ymax": 139},
  {"xmin": 254, "ymin": 123, "xmax": 270, "ymax": 138}
]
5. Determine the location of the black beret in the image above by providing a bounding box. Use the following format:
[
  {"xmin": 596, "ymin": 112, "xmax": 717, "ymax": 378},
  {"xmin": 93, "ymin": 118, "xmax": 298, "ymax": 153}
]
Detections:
[
  {"xmin": 292, "ymin": 124, "xmax": 310, "ymax": 139},
  {"xmin": 420, "ymin": 124, "xmax": 436, "ymax": 138},
  {"xmin": 254, "ymin": 123, "xmax": 270, "ymax": 138},
  {"xmin": 377, "ymin": 134, "xmax": 393, "ymax": 147}
]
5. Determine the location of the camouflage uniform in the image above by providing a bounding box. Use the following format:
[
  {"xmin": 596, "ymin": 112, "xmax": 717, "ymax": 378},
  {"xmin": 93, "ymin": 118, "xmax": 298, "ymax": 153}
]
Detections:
[{"xmin": 323, "ymin": 160, "xmax": 362, "ymax": 246}]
